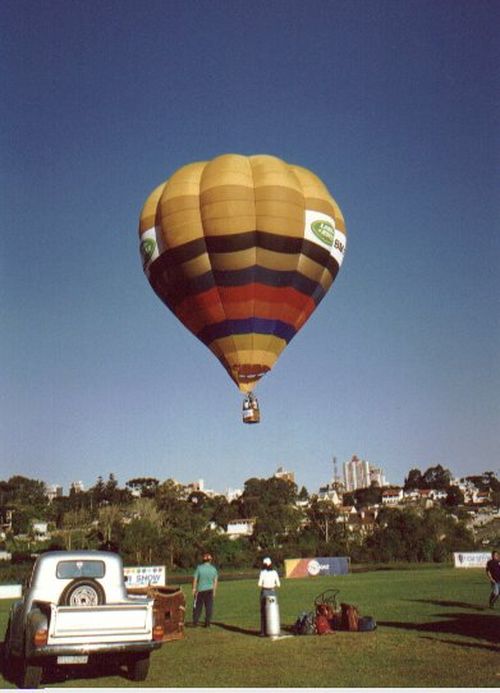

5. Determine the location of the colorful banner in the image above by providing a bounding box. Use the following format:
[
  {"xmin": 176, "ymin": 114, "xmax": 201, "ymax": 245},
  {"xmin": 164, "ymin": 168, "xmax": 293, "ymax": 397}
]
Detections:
[
  {"xmin": 124, "ymin": 565, "xmax": 166, "ymax": 586},
  {"xmin": 285, "ymin": 556, "xmax": 350, "ymax": 578},
  {"xmin": 453, "ymin": 552, "xmax": 490, "ymax": 568}
]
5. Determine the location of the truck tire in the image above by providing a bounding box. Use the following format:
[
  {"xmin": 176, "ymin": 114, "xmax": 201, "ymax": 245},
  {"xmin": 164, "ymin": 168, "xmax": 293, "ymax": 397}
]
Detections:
[
  {"xmin": 3, "ymin": 620, "xmax": 17, "ymax": 682},
  {"xmin": 59, "ymin": 578, "xmax": 105, "ymax": 606},
  {"xmin": 20, "ymin": 662, "xmax": 43, "ymax": 689},
  {"xmin": 127, "ymin": 654, "xmax": 150, "ymax": 681}
]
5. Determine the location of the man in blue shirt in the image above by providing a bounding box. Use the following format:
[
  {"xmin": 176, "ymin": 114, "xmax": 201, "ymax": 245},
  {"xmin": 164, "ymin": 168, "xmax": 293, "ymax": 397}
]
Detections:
[{"xmin": 192, "ymin": 552, "xmax": 218, "ymax": 627}]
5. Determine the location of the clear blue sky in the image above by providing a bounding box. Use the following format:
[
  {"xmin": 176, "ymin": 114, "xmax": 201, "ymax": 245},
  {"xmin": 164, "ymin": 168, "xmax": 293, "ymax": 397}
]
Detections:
[{"xmin": 2, "ymin": 0, "xmax": 499, "ymax": 495}]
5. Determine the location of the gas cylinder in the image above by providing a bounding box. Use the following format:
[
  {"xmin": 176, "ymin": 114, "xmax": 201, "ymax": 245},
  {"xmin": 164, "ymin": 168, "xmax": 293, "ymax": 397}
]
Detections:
[{"xmin": 264, "ymin": 594, "xmax": 281, "ymax": 636}]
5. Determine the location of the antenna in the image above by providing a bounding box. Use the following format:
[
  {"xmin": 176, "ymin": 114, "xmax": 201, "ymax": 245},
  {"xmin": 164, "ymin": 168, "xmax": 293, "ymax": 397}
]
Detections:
[{"xmin": 333, "ymin": 456, "xmax": 338, "ymax": 484}]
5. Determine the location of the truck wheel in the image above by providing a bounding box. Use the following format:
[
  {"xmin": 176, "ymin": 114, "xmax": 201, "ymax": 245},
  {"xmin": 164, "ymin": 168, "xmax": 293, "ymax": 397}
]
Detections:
[
  {"xmin": 3, "ymin": 620, "xmax": 17, "ymax": 682},
  {"xmin": 20, "ymin": 662, "xmax": 43, "ymax": 689},
  {"xmin": 59, "ymin": 578, "xmax": 105, "ymax": 606},
  {"xmin": 127, "ymin": 654, "xmax": 150, "ymax": 681}
]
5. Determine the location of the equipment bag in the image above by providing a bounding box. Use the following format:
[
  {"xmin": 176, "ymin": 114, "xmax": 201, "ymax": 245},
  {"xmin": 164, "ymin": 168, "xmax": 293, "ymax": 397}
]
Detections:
[
  {"xmin": 340, "ymin": 603, "xmax": 360, "ymax": 631},
  {"xmin": 293, "ymin": 611, "xmax": 316, "ymax": 635},
  {"xmin": 358, "ymin": 616, "xmax": 377, "ymax": 632},
  {"xmin": 316, "ymin": 602, "xmax": 335, "ymax": 621},
  {"xmin": 315, "ymin": 613, "xmax": 334, "ymax": 635}
]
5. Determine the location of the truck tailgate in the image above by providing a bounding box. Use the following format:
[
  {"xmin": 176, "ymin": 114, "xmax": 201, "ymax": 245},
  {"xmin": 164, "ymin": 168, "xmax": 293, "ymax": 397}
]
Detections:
[{"xmin": 48, "ymin": 603, "xmax": 153, "ymax": 645}]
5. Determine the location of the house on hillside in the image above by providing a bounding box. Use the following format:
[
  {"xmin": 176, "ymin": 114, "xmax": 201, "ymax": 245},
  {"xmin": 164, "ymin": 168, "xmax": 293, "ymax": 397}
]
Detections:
[
  {"xmin": 226, "ymin": 518, "xmax": 255, "ymax": 539},
  {"xmin": 417, "ymin": 489, "xmax": 433, "ymax": 507},
  {"xmin": 317, "ymin": 484, "xmax": 342, "ymax": 505},
  {"xmin": 31, "ymin": 521, "xmax": 49, "ymax": 541},
  {"xmin": 428, "ymin": 489, "xmax": 448, "ymax": 502},
  {"xmin": 381, "ymin": 488, "xmax": 404, "ymax": 505},
  {"xmin": 475, "ymin": 490, "xmax": 492, "ymax": 505},
  {"xmin": 334, "ymin": 507, "xmax": 378, "ymax": 537}
]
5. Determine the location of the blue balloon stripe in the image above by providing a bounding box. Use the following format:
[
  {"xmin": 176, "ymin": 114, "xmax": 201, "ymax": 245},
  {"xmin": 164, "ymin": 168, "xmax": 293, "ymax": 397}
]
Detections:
[{"xmin": 197, "ymin": 318, "xmax": 297, "ymax": 345}]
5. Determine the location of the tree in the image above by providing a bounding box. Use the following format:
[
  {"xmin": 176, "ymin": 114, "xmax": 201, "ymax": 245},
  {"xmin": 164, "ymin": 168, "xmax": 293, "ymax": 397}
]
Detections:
[
  {"xmin": 306, "ymin": 496, "xmax": 338, "ymax": 544},
  {"xmin": 126, "ymin": 477, "xmax": 160, "ymax": 498},
  {"xmin": 97, "ymin": 505, "xmax": 123, "ymax": 547},
  {"xmin": 129, "ymin": 497, "xmax": 164, "ymax": 526},
  {"xmin": 363, "ymin": 506, "xmax": 474, "ymax": 563},
  {"xmin": 445, "ymin": 485, "xmax": 465, "ymax": 508},
  {"xmin": 298, "ymin": 486, "xmax": 309, "ymax": 502},
  {"xmin": 207, "ymin": 495, "xmax": 239, "ymax": 530},
  {"xmin": 90, "ymin": 476, "xmax": 106, "ymax": 508},
  {"xmin": 121, "ymin": 518, "xmax": 163, "ymax": 565},
  {"xmin": 62, "ymin": 508, "xmax": 93, "ymax": 550},
  {"xmin": 155, "ymin": 479, "xmax": 211, "ymax": 569},
  {"xmin": 404, "ymin": 468, "xmax": 424, "ymax": 490},
  {"xmin": 3, "ymin": 476, "xmax": 49, "ymax": 517},
  {"xmin": 353, "ymin": 485, "xmax": 382, "ymax": 508},
  {"xmin": 421, "ymin": 465, "xmax": 452, "ymax": 490},
  {"xmin": 237, "ymin": 476, "xmax": 302, "ymax": 550}
]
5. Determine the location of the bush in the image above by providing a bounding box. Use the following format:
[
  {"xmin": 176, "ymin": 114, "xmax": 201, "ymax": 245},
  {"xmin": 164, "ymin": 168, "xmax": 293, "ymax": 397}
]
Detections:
[
  {"xmin": 0, "ymin": 561, "xmax": 33, "ymax": 585},
  {"xmin": 10, "ymin": 551, "xmax": 34, "ymax": 564}
]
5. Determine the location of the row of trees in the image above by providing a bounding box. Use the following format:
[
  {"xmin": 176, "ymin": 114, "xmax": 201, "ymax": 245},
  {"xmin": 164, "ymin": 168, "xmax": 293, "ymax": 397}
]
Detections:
[{"xmin": 1, "ymin": 468, "xmax": 492, "ymax": 569}]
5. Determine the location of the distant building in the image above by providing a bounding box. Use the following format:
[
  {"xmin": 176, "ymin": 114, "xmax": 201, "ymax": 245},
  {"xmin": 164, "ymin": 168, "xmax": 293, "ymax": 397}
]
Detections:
[
  {"xmin": 369, "ymin": 466, "xmax": 386, "ymax": 487},
  {"xmin": 70, "ymin": 481, "xmax": 85, "ymax": 494},
  {"xmin": 317, "ymin": 484, "xmax": 342, "ymax": 505},
  {"xmin": 226, "ymin": 518, "xmax": 255, "ymax": 539},
  {"xmin": 274, "ymin": 467, "xmax": 295, "ymax": 484},
  {"xmin": 45, "ymin": 484, "xmax": 63, "ymax": 502},
  {"xmin": 225, "ymin": 488, "xmax": 243, "ymax": 502},
  {"xmin": 381, "ymin": 488, "xmax": 404, "ymax": 505},
  {"xmin": 184, "ymin": 479, "xmax": 217, "ymax": 498},
  {"xmin": 31, "ymin": 521, "xmax": 49, "ymax": 541},
  {"xmin": 343, "ymin": 455, "xmax": 386, "ymax": 491}
]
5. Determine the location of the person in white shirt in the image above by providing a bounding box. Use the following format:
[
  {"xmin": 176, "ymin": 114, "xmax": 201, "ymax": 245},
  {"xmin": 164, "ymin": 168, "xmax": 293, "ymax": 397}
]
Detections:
[{"xmin": 258, "ymin": 556, "xmax": 281, "ymax": 636}]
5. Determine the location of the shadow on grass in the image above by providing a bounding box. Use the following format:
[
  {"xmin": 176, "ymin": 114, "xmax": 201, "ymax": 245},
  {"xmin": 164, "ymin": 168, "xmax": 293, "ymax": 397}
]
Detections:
[
  {"xmin": 379, "ymin": 612, "xmax": 500, "ymax": 649},
  {"xmin": 420, "ymin": 636, "xmax": 500, "ymax": 653},
  {"xmin": 212, "ymin": 621, "xmax": 298, "ymax": 637},
  {"xmin": 408, "ymin": 598, "xmax": 489, "ymax": 611},
  {"xmin": 212, "ymin": 621, "xmax": 260, "ymax": 636}
]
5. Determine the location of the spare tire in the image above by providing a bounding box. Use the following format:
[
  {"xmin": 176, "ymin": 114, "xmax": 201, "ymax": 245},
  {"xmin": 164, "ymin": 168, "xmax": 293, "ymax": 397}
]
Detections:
[{"xmin": 59, "ymin": 578, "xmax": 105, "ymax": 606}]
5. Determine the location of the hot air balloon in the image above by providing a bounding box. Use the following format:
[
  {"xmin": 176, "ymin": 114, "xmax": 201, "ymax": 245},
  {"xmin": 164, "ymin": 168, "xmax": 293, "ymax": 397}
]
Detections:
[{"xmin": 138, "ymin": 154, "xmax": 346, "ymax": 423}]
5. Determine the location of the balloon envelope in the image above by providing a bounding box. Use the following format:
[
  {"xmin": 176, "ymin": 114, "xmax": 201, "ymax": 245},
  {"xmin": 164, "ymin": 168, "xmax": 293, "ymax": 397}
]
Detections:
[{"xmin": 139, "ymin": 154, "xmax": 346, "ymax": 393}]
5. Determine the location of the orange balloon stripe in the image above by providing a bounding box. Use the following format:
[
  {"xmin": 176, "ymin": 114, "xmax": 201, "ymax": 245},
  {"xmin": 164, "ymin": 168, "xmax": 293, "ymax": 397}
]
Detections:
[{"xmin": 173, "ymin": 284, "xmax": 316, "ymax": 337}]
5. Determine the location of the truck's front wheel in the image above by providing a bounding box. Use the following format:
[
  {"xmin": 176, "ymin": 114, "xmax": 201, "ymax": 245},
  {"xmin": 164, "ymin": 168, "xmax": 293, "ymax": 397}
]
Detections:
[
  {"xmin": 20, "ymin": 662, "xmax": 43, "ymax": 689},
  {"xmin": 127, "ymin": 654, "xmax": 150, "ymax": 681}
]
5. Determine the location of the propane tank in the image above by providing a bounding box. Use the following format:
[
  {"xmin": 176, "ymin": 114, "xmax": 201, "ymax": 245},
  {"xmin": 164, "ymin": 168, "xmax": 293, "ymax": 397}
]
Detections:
[{"xmin": 264, "ymin": 594, "xmax": 281, "ymax": 636}]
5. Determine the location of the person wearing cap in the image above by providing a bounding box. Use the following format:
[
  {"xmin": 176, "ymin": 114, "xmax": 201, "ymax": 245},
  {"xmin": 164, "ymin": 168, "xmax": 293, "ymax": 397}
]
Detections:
[
  {"xmin": 192, "ymin": 552, "xmax": 218, "ymax": 627},
  {"xmin": 258, "ymin": 557, "xmax": 281, "ymax": 636}
]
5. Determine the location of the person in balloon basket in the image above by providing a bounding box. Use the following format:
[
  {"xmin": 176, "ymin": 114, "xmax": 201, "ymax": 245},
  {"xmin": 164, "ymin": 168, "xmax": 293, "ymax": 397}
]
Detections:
[
  {"xmin": 486, "ymin": 550, "xmax": 500, "ymax": 609},
  {"xmin": 258, "ymin": 556, "xmax": 281, "ymax": 636},
  {"xmin": 192, "ymin": 552, "xmax": 218, "ymax": 627}
]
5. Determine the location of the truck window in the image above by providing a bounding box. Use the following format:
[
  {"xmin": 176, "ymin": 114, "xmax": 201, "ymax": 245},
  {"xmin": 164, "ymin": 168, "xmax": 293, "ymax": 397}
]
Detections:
[{"xmin": 56, "ymin": 560, "xmax": 106, "ymax": 579}]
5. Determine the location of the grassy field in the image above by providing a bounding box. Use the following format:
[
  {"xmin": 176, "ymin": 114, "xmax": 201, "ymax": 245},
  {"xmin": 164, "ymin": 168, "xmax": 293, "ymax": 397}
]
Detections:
[{"xmin": 0, "ymin": 566, "xmax": 498, "ymax": 688}]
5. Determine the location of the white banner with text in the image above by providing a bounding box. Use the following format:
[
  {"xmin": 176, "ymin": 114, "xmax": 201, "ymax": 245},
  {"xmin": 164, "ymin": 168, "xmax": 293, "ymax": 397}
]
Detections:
[
  {"xmin": 124, "ymin": 565, "xmax": 166, "ymax": 586},
  {"xmin": 453, "ymin": 552, "xmax": 490, "ymax": 568}
]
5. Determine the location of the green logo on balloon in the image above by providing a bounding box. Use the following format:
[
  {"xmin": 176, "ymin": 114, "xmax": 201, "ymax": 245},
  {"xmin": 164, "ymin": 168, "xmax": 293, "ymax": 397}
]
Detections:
[
  {"xmin": 311, "ymin": 220, "xmax": 334, "ymax": 247},
  {"xmin": 140, "ymin": 238, "xmax": 156, "ymax": 267}
]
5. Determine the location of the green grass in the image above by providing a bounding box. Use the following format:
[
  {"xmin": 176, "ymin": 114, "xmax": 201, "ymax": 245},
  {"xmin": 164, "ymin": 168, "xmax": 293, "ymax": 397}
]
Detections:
[{"xmin": 1, "ymin": 567, "xmax": 498, "ymax": 687}]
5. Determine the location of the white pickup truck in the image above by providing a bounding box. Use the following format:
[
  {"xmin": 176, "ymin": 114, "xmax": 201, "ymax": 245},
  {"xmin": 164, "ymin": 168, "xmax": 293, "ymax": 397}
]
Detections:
[{"xmin": 3, "ymin": 550, "xmax": 163, "ymax": 688}]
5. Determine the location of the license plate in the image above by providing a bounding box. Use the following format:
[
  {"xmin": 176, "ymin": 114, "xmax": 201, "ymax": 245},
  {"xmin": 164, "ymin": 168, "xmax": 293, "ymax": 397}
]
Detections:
[{"xmin": 57, "ymin": 655, "xmax": 88, "ymax": 664}]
